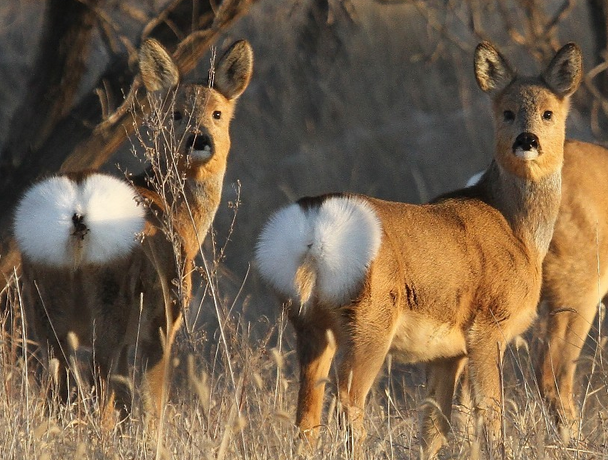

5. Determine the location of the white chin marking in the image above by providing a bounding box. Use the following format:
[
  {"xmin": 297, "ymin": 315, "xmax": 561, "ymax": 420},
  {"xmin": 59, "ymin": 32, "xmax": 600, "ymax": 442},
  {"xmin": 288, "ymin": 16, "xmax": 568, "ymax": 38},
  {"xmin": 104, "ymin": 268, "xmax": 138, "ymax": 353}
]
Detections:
[
  {"xmin": 514, "ymin": 148, "xmax": 539, "ymax": 160},
  {"xmin": 190, "ymin": 146, "xmax": 212, "ymax": 161}
]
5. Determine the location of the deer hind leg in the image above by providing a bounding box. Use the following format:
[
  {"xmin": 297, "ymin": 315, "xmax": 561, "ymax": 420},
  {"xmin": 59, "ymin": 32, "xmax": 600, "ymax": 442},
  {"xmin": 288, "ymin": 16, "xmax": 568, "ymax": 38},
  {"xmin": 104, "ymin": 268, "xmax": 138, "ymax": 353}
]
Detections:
[
  {"xmin": 33, "ymin": 319, "xmax": 74, "ymax": 405},
  {"xmin": 539, "ymin": 295, "xmax": 598, "ymax": 443},
  {"xmin": 335, "ymin": 325, "xmax": 395, "ymax": 459},
  {"xmin": 21, "ymin": 279, "xmax": 71, "ymax": 404},
  {"xmin": 95, "ymin": 343, "xmax": 132, "ymax": 425},
  {"xmin": 467, "ymin": 331, "xmax": 505, "ymax": 458},
  {"xmin": 138, "ymin": 311, "xmax": 182, "ymax": 420},
  {"xmin": 45, "ymin": 333, "xmax": 92, "ymax": 408},
  {"xmin": 291, "ymin": 310, "xmax": 338, "ymax": 446},
  {"xmin": 421, "ymin": 355, "xmax": 467, "ymax": 459}
]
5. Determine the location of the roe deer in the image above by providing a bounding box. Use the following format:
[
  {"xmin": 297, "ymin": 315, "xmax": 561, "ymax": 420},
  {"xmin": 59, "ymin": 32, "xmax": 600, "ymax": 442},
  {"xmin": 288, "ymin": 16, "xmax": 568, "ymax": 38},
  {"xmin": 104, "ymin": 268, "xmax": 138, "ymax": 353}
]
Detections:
[
  {"xmin": 255, "ymin": 42, "xmax": 582, "ymax": 458},
  {"xmin": 13, "ymin": 38, "xmax": 253, "ymax": 418}
]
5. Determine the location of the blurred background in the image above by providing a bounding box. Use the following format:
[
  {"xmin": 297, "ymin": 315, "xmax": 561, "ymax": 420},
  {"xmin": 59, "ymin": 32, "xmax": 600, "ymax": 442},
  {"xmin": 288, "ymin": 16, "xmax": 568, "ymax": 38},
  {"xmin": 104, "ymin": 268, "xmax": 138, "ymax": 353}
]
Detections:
[{"xmin": 0, "ymin": 0, "xmax": 606, "ymax": 327}]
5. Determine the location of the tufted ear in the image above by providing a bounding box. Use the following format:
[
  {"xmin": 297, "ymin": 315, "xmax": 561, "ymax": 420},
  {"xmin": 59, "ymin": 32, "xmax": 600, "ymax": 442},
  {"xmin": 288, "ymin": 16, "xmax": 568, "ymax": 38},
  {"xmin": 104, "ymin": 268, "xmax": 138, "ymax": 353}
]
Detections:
[
  {"xmin": 542, "ymin": 43, "xmax": 583, "ymax": 97},
  {"xmin": 214, "ymin": 40, "xmax": 254, "ymax": 100},
  {"xmin": 474, "ymin": 41, "xmax": 515, "ymax": 96},
  {"xmin": 138, "ymin": 39, "xmax": 180, "ymax": 93}
]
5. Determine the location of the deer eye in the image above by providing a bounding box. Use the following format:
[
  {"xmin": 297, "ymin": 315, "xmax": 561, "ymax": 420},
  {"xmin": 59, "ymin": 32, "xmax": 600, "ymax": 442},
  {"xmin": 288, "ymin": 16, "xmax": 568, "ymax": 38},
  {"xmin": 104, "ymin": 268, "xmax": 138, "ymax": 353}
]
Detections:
[
  {"xmin": 173, "ymin": 111, "xmax": 183, "ymax": 121},
  {"xmin": 213, "ymin": 110, "xmax": 222, "ymax": 120},
  {"xmin": 543, "ymin": 110, "xmax": 553, "ymax": 120},
  {"xmin": 503, "ymin": 110, "xmax": 515, "ymax": 122}
]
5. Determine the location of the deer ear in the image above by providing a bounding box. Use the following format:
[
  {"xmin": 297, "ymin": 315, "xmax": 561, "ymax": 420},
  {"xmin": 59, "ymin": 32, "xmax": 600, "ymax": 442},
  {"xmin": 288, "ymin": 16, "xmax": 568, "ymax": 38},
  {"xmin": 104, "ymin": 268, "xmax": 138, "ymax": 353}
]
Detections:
[
  {"xmin": 474, "ymin": 41, "xmax": 515, "ymax": 95},
  {"xmin": 139, "ymin": 39, "xmax": 180, "ymax": 92},
  {"xmin": 214, "ymin": 40, "xmax": 254, "ymax": 100},
  {"xmin": 542, "ymin": 43, "xmax": 583, "ymax": 97}
]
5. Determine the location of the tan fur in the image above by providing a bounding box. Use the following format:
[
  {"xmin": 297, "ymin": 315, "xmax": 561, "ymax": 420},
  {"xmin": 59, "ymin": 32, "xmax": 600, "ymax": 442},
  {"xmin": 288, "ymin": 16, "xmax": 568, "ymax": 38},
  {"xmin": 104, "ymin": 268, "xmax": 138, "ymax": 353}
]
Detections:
[
  {"xmin": 538, "ymin": 139, "xmax": 608, "ymax": 442},
  {"xmin": 294, "ymin": 254, "xmax": 317, "ymax": 307},
  {"xmin": 18, "ymin": 39, "xmax": 253, "ymax": 419},
  {"xmin": 138, "ymin": 39, "xmax": 180, "ymax": 92},
  {"xmin": 273, "ymin": 42, "xmax": 582, "ymax": 458}
]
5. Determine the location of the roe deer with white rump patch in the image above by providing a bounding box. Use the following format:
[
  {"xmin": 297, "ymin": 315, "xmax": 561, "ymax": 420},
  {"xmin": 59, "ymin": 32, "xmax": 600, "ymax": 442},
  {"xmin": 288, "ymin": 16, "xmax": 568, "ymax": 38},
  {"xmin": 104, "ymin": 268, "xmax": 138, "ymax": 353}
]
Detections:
[
  {"xmin": 14, "ymin": 38, "xmax": 253, "ymax": 419},
  {"xmin": 255, "ymin": 42, "xmax": 581, "ymax": 458}
]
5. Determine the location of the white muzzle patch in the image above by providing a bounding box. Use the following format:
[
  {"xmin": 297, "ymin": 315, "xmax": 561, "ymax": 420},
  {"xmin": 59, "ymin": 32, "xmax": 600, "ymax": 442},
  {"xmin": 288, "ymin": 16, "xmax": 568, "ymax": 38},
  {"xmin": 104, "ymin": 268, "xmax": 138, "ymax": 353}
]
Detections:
[
  {"xmin": 514, "ymin": 147, "xmax": 539, "ymax": 160},
  {"xmin": 189, "ymin": 144, "xmax": 212, "ymax": 162}
]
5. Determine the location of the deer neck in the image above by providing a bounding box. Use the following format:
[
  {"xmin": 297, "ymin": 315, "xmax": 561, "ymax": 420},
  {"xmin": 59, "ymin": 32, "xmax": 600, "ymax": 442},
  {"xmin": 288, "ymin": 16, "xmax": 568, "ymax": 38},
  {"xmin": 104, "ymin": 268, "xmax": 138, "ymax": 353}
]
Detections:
[
  {"xmin": 486, "ymin": 160, "xmax": 562, "ymax": 259},
  {"xmin": 175, "ymin": 173, "xmax": 224, "ymax": 256}
]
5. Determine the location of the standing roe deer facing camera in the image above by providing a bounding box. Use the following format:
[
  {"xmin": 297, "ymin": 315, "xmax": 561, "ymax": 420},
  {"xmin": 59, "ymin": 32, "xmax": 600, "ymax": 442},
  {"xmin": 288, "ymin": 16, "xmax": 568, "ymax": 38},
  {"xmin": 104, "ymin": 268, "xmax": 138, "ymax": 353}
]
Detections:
[
  {"xmin": 255, "ymin": 42, "xmax": 582, "ymax": 458},
  {"xmin": 13, "ymin": 38, "xmax": 253, "ymax": 419}
]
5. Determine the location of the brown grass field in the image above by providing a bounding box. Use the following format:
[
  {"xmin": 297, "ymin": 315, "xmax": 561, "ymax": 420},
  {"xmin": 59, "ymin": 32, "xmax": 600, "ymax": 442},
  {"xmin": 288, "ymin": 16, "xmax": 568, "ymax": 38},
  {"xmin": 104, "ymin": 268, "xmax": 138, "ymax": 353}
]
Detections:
[{"xmin": 1, "ymin": 0, "xmax": 608, "ymax": 458}]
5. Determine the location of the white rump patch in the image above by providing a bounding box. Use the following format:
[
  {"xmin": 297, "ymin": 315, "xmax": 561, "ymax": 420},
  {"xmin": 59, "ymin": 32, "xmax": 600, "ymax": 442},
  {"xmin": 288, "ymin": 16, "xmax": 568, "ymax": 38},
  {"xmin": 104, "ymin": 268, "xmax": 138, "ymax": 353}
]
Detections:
[
  {"xmin": 14, "ymin": 174, "xmax": 145, "ymax": 267},
  {"xmin": 255, "ymin": 196, "xmax": 382, "ymax": 308}
]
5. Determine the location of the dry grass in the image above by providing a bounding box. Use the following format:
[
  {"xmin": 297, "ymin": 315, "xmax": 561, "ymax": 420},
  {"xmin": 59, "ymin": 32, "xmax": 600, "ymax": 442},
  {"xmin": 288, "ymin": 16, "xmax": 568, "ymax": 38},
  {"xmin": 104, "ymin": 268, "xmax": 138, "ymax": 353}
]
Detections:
[
  {"xmin": 1, "ymin": 0, "xmax": 608, "ymax": 459},
  {"xmin": 1, "ymin": 268, "xmax": 608, "ymax": 459}
]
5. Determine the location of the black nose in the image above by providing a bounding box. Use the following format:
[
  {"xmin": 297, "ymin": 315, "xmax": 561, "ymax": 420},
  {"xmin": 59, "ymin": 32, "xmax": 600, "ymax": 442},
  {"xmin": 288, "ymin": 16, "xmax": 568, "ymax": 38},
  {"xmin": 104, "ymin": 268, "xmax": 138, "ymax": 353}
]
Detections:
[
  {"xmin": 513, "ymin": 132, "xmax": 539, "ymax": 151},
  {"xmin": 186, "ymin": 134, "xmax": 211, "ymax": 151}
]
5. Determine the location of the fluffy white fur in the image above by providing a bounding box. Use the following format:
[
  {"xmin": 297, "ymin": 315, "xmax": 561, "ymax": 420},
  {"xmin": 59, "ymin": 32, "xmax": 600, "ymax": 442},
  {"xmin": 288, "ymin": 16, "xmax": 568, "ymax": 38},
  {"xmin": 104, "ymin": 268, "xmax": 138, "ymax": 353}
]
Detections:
[
  {"xmin": 14, "ymin": 174, "xmax": 145, "ymax": 267},
  {"xmin": 255, "ymin": 196, "xmax": 382, "ymax": 309}
]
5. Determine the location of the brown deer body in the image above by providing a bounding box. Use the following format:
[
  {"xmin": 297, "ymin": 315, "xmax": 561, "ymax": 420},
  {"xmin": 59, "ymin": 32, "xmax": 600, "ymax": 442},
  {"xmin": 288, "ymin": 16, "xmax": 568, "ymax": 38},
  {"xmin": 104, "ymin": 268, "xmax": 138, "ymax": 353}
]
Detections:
[
  {"xmin": 255, "ymin": 42, "xmax": 582, "ymax": 457},
  {"xmin": 13, "ymin": 39, "xmax": 253, "ymax": 417}
]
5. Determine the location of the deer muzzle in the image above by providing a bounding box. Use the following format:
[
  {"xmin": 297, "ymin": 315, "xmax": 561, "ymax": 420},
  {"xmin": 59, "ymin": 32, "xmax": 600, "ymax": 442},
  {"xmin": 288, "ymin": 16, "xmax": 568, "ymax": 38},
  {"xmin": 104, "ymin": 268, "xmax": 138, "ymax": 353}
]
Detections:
[
  {"xmin": 512, "ymin": 132, "xmax": 540, "ymax": 160},
  {"xmin": 186, "ymin": 133, "xmax": 214, "ymax": 162}
]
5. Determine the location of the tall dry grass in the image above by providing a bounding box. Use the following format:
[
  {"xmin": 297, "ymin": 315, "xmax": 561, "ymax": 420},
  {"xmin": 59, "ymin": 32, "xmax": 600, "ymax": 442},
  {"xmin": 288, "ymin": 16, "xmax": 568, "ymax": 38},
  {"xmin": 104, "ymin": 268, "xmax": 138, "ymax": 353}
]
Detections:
[{"xmin": 1, "ymin": 265, "xmax": 608, "ymax": 458}]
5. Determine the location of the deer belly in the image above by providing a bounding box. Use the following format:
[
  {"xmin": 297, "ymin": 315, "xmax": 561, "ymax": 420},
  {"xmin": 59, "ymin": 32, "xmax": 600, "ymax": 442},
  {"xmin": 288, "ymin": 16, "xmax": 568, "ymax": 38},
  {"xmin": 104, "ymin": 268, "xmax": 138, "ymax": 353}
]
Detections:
[
  {"xmin": 390, "ymin": 313, "xmax": 467, "ymax": 364},
  {"xmin": 500, "ymin": 303, "xmax": 538, "ymax": 343}
]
